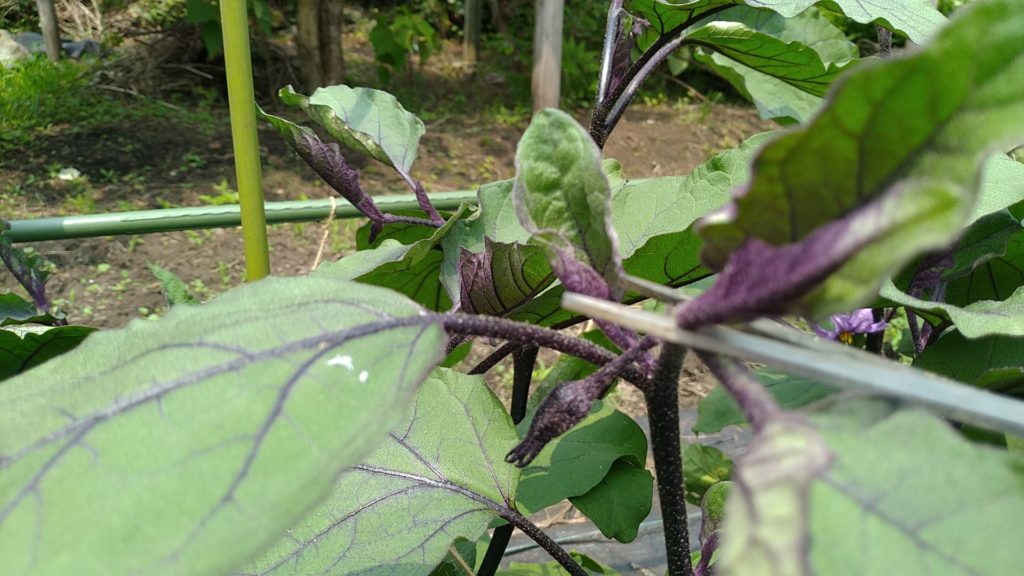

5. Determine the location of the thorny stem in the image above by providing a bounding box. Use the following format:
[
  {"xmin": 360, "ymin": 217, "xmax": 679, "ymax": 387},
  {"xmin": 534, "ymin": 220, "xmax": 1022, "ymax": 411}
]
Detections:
[
  {"xmin": 644, "ymin": 343, "xmax": 694, "ymax": 576},
  {"xmin": 444, "ymin": 314, "xmax": 651, "ymax": 388},
  {"xmin": 590, "ymin": 5, "xmax": 732, "ymax": 147},
  {"xmin": 499, "ymin": 508, "xmax": 589, "ymax": 576},
  {"xmin": 699, "ymin": 353, "xmax": 781, "ymax": 434},
  {"xmin": 477, "ymin": 345, "xmax": 538, "ymax": 576}
]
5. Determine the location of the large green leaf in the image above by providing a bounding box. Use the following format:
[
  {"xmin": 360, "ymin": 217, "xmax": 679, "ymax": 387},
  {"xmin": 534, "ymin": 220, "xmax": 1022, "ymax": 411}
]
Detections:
[
  {"xmin": 687, "ymin": 6, "xmax": 855, "ymax": 122},
  {"xmin": 0, "ymin": 324, "xmax": 95, "ymax": 382},
  {"xmin": 315, "ymin": 205, "xmax": 468, "ymax": 311},
  {"xmin": 943, "ymin": 204, "xmax": 1024, "ymax": 306},
  {"xmin": 915, "ymin": 331, "xmax": 1024, "ymax": 388},
  {"xmin": 569, "ymin": 459, "xmax": 654, "ymax": 543},
  {"xmin": 695, "ymin": 369, "xmax": 838, "ymax": 433},
  {"xmin": 696, "ymin": 48, "xmax": 824, "ymax": 124},
  {"xmin": 722, "ymin": 401, "xmax": 1024, "ymax": 575},
  {"xmin": 513, "ymin": 109, "xmax": 622, "ymax": 284},
  {"xmin": 696, "ymin": 0, "xmax": 1024, "ymax": 317},
  {"xmin": 515, "ymin": 400, "xmax": 648, "ymax": 515},
  {"xmin": 616, "ymin": 133, "xmax": 772, "ymax": 286},
  {"xmin": 881, "ymin": 280, "xmax": 1024, "ymax": 337},
  {"xmin": 627, "ymin": 0, "xmax": 944, "ymax": 45},
  {"xmin": 245, "ymin": 369, "xmax": 518, "ymax": 575},
  {"xmin": 0, "ymin": 278, "xmax": 445, "ymax": 575},
  {"xmin": 280, "ymin": 84, "xmax": 425, "ymax": 178},
  {"xmin": 686, "ymin": 6, "xmax": 856, "ymax": 97}
]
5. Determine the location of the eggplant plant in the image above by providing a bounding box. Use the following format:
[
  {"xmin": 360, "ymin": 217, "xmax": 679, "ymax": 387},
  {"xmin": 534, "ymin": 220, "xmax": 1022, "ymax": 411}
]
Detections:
[{"xmin": 4, "ymin": 0, "xmax": 1024, "ymax": 575}]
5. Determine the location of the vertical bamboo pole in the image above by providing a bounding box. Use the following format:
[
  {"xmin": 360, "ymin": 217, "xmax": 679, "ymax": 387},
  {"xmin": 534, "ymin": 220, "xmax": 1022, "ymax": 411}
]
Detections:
[
  {"xmin": 531, "ymin": 0, "xmax": 564, "ymax": 111},
  {"xmin": 220, "ymin": 0, "xmax": 270, "ymax": 281}
]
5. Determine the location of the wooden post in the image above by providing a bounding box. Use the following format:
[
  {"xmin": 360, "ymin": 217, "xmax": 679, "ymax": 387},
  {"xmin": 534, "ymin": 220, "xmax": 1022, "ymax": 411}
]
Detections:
[
  {"xmin": 463, "ymin": 0, "xmax": 482, "ymax": 65},
  {"xmin": 531, "ymin": 0, "xmax": 563, "ymax": 111},
  {"xmin": 35, "ymin": 0, "xmax": 61, "ymax": 62}
]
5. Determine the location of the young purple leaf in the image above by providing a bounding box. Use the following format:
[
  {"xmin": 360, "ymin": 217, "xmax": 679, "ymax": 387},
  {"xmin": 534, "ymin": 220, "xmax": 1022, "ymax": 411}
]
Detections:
[
  {"xmin": 256, "ymin": 106, "xmax": 388, "ymax": 240},
  {"xmin": 0, "ymin": 224, "xmax": 55, "ymax": 318},
  {"xmin": 507, "ymin": 337, "xmax": 654, "ymax": 466},
  {"xmin": 457, "ymin": 238, "xmax": 555, "ymax": 316},
  {"xmin": 678, "ymin": 180, "xmax": 964, "ymax": 328},
  {"xmin": 812, "ymin": 309, "xmax": 887, "ymax": 344}
]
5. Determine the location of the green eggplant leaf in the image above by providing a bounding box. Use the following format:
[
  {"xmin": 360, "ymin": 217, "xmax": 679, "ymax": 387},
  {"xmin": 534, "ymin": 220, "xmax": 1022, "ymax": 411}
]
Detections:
[
  {"xmin": 0, "ymin": 278, "xmax": 445, "ymax": 575},
  {"xmin": 881, "ymin": 280, "xmax": 1024, "ymax": 338},
  {"xmin": 280, "ymin": 84, "xmax": 425, "ymax": 178},
  {"xmin": 0, "ymin": 324, "xmax": 96, "ymax": 382},
  {"xmin": 695, "ymin": 369, "xmax": 838, "ymax": 433},
  {"xmin": 515, "ymin": 400, "xmax": 648, "ymax": 515},
  {"xmin": 721, "ymin": 400, "xmax": 1024, "ymax": 575},
  {"xmin": 569, "ymin": 459, "xmax": 654, "ymax": 543},
  {"xmin": 245, "ymin": 368, "xmax": 518, "ymax": 575},
  {"xmin": 691, "ymin": 0, "xmax": 1024, "ymax": 321},
  {"xmin": 683, "ymin": 444, "xmax": 735, "ymax": 505},
  {"xmin": 513, "ymin": 108, "xmax": 623, "ymax": 285}
]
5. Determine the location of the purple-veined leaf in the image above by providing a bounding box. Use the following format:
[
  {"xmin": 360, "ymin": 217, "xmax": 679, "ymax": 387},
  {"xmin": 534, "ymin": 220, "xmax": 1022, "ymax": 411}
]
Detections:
[
  {"xmin": 457, "ymin": 239, "xmax": 555, "ymax": 315},
  {"xmin": 256, "ymin": 105, "xmax": 386, "ymax": 230},
  {"xmin": 682, "ymin": 0, "xmax": 1024, "ymax": 325},
  {"xmin": 0, "ymin": 278, "xmax": 445, "ymax": 575},
  {"xmin": 279, "ymin": 84, "xmax": 425, "ymax": 182},
  {"xmin": 242, "ymin": 368, "xmax": 519, "ymax": 575}
]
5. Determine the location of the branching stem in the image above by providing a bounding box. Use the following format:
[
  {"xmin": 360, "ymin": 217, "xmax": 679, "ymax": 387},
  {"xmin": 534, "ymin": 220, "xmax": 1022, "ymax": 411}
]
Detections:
[{"xmin": 443, "ymin": 314, "xmax": 650, "ymax": 388}]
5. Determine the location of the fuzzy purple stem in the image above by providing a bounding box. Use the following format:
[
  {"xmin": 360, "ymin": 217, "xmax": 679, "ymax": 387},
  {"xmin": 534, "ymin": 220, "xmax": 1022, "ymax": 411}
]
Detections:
[
  {"xmin": 443, "ymin": 314, "xmax": 650, "ymax": 388},
  {"xmin": 412, "ymin": 180, "xmax": 445, "ymax": 224},
  {"xmin": 644, "ymin": 343, "xmax": 694, "ymax": 576},
  {"xmin": 699, "ymin": 353, "xmax": 781, "ymax": 434},
  {"xmin": 499, "ymin": 508, "xmax": 588, "ymax": 576}
]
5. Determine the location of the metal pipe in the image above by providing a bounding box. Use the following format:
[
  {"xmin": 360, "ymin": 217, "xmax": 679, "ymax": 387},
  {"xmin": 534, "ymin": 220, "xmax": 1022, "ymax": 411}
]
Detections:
[
  {"xmin": 4, "ymin": 192, "xmax": 478, "ymax": 243},
  {"xmin": 220, "ymin": 0, "xmax": 270, "ymax": 280}
]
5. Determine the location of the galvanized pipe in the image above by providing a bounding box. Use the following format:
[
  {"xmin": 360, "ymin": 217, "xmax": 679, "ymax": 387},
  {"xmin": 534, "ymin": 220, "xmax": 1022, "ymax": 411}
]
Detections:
[{"xmin": 4, "ymin": 191, "xmax": 478, "ymax": 243}]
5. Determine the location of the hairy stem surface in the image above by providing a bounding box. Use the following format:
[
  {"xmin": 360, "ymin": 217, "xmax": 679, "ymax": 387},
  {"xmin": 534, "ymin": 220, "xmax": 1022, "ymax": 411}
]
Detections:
[{"xmin": 644, "ymin": 343, "xmax": 694, "ymax": 576}]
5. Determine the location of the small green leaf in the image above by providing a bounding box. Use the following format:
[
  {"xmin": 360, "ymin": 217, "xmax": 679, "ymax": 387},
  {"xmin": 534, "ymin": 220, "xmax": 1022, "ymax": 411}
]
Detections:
[
  {"xmin": 280, "ymin": 84, "xmax": 426, "ymax": 178},
  {"xmin": 148, "ymin": 263, "xmax": 198, "ymax": 306},
  {"xmin": 515, "ymin": 400, "xmax": 648, "ymax": 515},
  {"xmin": 700, "ymin": 480, "xmax": 733, "ymax": 541},
  {"xmin": 695, "ymin": 370, "xmax": 837, "ymax": 433},
  {"xmin": 0, "ymin": 293, "xmax": 45, "ymax": 325},
  {"xmin": 513, "ymin": 108, "xmax": 622, "ymax": 285},
  {"xmin": 247, "ymin": 368, "xmax": 519, "ymax": 575},
  {"xmin": 0, "ymin": 278, "xmax": 445, "ymax": 575},
  {"xmin": 0, "ymin": 324, "xmax": 95, "ymax": 382},
  {"xmin": 683, "ymin": 444, "xmax": 734, "ymax": 505},
  {"xmin": 315, "ymin": 205, "xmax": 469, "ymax": 311},
  {"xmin": 570, "ymin": 459, "xmax": 654, "ymax": 543},
  {"xmin": 881, "ymin": 280, "xmax": 1024, "ymax": 338}
]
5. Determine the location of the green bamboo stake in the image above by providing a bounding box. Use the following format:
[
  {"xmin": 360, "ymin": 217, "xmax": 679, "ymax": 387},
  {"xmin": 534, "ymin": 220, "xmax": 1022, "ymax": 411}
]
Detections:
[{"xmin": 220, "ymin": 0, "xmax": 270, "ymax": 281}]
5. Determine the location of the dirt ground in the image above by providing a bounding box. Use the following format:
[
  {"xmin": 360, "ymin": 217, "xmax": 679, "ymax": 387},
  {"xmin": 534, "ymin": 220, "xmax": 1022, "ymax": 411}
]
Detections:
[{"xmin": 0, "ymin": 39, "xmax": 772, "ymax": 410}]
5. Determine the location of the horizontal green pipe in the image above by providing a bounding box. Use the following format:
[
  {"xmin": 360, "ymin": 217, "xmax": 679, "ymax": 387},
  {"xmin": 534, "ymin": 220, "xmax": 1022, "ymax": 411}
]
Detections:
[{"xmin": 4, "ymin": 191, "xmax": 478, "ymax": 243}]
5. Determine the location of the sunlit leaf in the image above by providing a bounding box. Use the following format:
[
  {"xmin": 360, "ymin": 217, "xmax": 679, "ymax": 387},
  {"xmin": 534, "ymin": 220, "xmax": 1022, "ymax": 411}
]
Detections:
[
  {"xmin": 0, "ymin": 278, "xmax": 445, "ymax": 575},
  {"xmin": 245, "ymin": 369, "xmax": 518, "ymax": 575},
  {"xmin": 280, "ymin": 84, "xmax": 425, "ymax": 178}
]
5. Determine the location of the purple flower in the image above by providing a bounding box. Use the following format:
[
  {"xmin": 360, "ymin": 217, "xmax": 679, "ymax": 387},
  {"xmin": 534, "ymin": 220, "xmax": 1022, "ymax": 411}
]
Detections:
[{"xmin": 813, "ymin": 309, "xmax": 887, "ymax": 345}]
